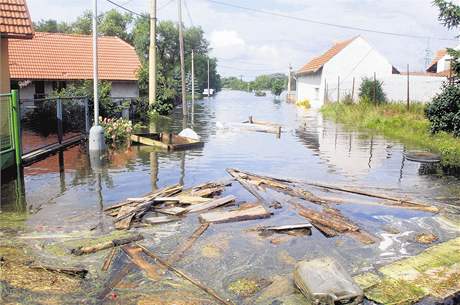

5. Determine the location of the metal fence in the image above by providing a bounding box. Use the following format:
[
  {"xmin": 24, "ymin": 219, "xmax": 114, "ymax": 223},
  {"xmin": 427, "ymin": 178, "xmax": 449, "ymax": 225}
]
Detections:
[{"xmin": 20, "ymin": 96, "xmax": 89, "ymax": 154}]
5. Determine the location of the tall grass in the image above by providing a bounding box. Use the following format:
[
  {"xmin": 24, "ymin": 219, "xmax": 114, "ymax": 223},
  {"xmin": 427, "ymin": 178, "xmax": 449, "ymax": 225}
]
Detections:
[{"xmin": 321, "ymin": 102, "xmax": 460, "ymax": 166}]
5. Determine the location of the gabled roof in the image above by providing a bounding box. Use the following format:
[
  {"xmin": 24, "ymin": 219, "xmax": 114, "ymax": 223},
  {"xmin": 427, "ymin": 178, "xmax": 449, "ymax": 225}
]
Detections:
[
  {"xmin": 426, "ymin": 49, "xmax": 447, "ymax": 72},
  {"xmin": 0, "ymin": 0, "xmax": 34, "ymax": 38},
  {"xmin": 297, "ymin": 36, "xmax": 358, "ymax": 75},
  {"xmin": 9, "ymin": 32, "xmax": 141, "ymax": 81}
]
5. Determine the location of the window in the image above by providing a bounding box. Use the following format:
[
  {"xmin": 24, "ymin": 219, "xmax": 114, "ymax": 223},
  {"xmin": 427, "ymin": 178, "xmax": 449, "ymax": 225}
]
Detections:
[{"xmin": 34, "ymin": 81, "xmax": 45, "ymax": 99}]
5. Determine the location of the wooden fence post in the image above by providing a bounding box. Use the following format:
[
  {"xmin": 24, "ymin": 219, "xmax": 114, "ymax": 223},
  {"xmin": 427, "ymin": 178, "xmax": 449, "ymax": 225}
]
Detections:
[
  {"xmin": 373, "ymin": 72, "xmax": 376, "ymax": 103},
  {"xmin": 351, "ymin": 77, "xmax": 355, "ymax": 102},
  {"xmin": 406, "ymin": 64, "xmax": 410, "ymax": 110},
  {"xmin": 337, "ymin": 76, "xmax": 340, "ymax": 103}
]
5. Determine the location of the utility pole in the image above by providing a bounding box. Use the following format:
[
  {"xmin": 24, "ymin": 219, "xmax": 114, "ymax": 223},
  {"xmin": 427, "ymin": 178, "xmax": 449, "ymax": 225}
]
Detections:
[
  {"xmin": 191, "ymin": 49, "xmax": 195, "ymax": 120},
  {"xmin": 287, "ymin": 64, "xmax": 292, "ymax": 101},
  {"xmin": 178, "ymin": 0, "xmax": 187, "ymax": 116},
  {"xmin": 89, "ymin": 0, "xmax": 106, "ymax": 152},
  {"xmin": 149, "ymin": 0, "xmax": 157, "ymax": 106},
  {"xmin": 207, "ymin": 58, "xmax": 210, "ymax": 98},
  {"xmin": 406, "ymin": 64, "xmax": 410, "ymax": 110}
]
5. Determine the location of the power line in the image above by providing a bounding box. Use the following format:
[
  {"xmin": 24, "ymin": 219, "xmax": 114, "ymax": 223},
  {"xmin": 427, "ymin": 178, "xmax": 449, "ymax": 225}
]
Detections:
[
  {"xmin": 158, "ymin": 0, "xmax": 175, "ymax": 11},
  {"xmin": 207, "ymin": 0, "xmax": 457, "ymax": 41},
  {"xmin": 105, "ymin": 0, "xmax": 145, "ymax": 17},
  {"xmin": 184, "ymin": 0, "xmax": 194, "ymax": 27}
]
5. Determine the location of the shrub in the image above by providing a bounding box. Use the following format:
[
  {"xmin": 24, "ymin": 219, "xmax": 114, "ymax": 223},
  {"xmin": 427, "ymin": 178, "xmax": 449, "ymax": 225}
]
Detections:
[
  {"xmin": 426, "ymin": 83, "xmax": 460, "ymax": 137},
  {"xmin": 271, "ymin": 78, "xmax": 285, "ymax": 96},
  {"xmin": 296, "ymin": 99, "xmax": 311, "ymax": 108},
  {"xmin": 99, "ymin": 117, "xmax": 133, "ymax": 144},
  {"xmin": 358, "ymin": 77, "xmax": 386, "ymax": 104},
  {"xmin": 341, "ymin": 93, "xmax": 354, "ymax": 105}
]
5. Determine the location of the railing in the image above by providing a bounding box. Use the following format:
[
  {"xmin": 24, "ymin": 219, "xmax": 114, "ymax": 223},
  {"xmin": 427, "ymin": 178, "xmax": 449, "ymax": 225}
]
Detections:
[
  {"xmin": 1, "ymin": 90, "xmax": 21, "ymax": 170},
  {"xmin": 20, "ymin": 96, "xmax": 89, "ymax": 154}
]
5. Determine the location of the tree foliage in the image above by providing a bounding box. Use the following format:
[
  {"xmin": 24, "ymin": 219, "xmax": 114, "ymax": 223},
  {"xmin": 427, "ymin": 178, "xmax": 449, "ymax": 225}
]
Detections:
[
  {"xmin": 358, "ymin": 77, "xmax": 386, "ymax": 104},
  {"xmin": 426, "ymin": 83, "xmax": 460, "ymax": 137}
]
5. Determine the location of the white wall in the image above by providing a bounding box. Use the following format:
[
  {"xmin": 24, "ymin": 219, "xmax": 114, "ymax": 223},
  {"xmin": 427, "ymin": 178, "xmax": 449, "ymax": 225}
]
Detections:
[
  {"xmin": 297, "ymin": 37, "xmax": 395, "ymax": 108},
  {"xmin": 111, "ymin": 81, "xmax": 139, "ymax": 98},
  {"xmin": 325, "ymin": 74, "xmax": 446, "ymax": 104},
  {"xmin": 296, "ymin": 70, "xmax": 322, "ymax": 107}
]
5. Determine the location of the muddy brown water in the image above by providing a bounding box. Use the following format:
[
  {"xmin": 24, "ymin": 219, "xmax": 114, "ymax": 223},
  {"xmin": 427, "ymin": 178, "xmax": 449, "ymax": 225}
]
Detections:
[{"xmin": 1, "ymin": 90, "xmax": 460, "ymax": 304}]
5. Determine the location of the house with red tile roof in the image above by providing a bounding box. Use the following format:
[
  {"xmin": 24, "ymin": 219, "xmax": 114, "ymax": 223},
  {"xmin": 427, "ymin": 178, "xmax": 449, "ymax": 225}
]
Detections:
[
  {"xmin": 8, "ymin": 32, "xmax": 141, "ymax": 100},
  {"xmin": 296, "ymin": 36, "xmax": 395, "ymax": 108},
  {"xmin": 296, "ymin": 36, "xmax": 446, "ymax": 107},
  {"xmin": 0, "ymin": 0, "xmax": 34, "ymax": 93}
]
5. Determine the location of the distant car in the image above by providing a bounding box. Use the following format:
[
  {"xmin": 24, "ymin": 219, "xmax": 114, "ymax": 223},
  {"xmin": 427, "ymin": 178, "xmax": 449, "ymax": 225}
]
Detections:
[{"xmin": 203, "ymin": 88, "xmax": 215, "ymax": 96}]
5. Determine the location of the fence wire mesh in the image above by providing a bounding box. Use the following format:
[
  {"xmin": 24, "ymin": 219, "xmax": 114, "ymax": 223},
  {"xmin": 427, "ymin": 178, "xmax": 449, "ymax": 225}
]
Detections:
[{"xmin": 20, "ymin": 97, "xmax": 88, "ymax": 154}]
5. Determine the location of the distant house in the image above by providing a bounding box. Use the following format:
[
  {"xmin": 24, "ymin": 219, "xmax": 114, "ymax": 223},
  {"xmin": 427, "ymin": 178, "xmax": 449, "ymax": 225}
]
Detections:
[
  {"xmin": 296, "ymin": 36, "xmax": 395, "ymax": 108},
  {"xmin": 8, "ymin": 32, "xmax": 141, "ymax": 100},
  {"xmin": 296, "ymin": 36, "xmax": 446, "ymax": 107},
  {"xmin": 0, "ymin": 0, "xmax": 34, "ymax": 93},
  {"xmin": 426, "ymin": 46, "xmax": 460, "ymax": 76}
]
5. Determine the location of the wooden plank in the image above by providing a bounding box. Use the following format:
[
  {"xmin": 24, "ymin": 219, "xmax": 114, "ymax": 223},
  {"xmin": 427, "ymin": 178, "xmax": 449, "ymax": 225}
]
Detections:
[
  {"xmin": 115, "ymin": 205, "xmax": 136, "ymax": 230},
  {"xmin": 143, "ymin": 215, "xmax": 180, "ymax": 225},
  {"xmin": 122, "ymin": 245, "xmax": 161, "ymax": 281},
  {"xmin": 199, "ymin": 205, "xmax": 271, "ymax": 224},
  {"xmin": 137, "ymin": 244, "xmax": 234, "ymax": 305},
  {"xmin": 22, "ymin": 135, "xmax": 84, "ymax": 166},
  {"xmin": 71, "ymin": 234, "xmax": 144, "ymax": 255},
  {"xmin": 185, "ymin": 195, "xmax": 236, "ymax": 213},
  {"xmin": 154, "ymin": 206, "xmax": 188, "ymax": 216},
  {"xmin": 259, "ymin": 223, "xmax": 313, "ymax": 232},
  {"xmin": 98, "ymin": 262, "xmax": 135, "ymax": 300},
  {"xmin": 29, "ymin": 264, "xmax": 88, "ymax": 278},
  {"xmin": 102, "ymin": 247, "xmax": 118, "ymax": 272},
  {"xmin": 166, "ymin": 223, "xmax": 210, "ymax": 264}
]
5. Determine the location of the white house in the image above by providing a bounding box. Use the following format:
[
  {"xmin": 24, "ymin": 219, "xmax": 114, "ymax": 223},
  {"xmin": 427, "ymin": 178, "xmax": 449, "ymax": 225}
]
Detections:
[
  {"xmin": 296, "ymin": 36, "xmax": 446, "ymax": 108},
  {"xmin": 8, "ymin": 32, "xmax": 141, "ymax": 100}
]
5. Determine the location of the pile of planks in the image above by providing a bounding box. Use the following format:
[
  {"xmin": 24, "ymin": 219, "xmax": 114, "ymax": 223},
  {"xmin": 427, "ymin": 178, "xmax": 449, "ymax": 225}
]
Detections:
[{"xmin": 104, "ymin": 181, "xmax": 238, "ymax": 230}]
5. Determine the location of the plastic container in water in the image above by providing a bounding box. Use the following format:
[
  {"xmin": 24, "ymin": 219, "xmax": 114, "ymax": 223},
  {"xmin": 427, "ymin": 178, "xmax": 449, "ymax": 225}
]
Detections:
[{"xmin": 294, "ymin": 257, "xmax": 363, "ymax": 305}]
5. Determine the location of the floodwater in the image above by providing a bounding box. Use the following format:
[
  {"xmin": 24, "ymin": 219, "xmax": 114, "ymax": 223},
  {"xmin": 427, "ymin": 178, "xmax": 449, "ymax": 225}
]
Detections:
[{"xmin": 1, "ymin": 90, "xmax": 460, "ymax": 304}]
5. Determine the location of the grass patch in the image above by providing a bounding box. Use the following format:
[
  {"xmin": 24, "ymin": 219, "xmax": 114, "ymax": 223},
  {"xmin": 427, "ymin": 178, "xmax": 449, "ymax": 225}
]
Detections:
[{"xmin": 321, "ymin": 102, "xmax": 460, "ymax": 166}]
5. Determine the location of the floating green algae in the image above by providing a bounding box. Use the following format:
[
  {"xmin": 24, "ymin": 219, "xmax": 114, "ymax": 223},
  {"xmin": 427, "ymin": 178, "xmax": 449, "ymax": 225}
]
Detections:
[
  {"xmin": 354, "ymin": 237, "xmax": 460, "ymax": 304},
  {"xmin": 228, "ymin": 278, "xmax": 265, "ymax": 297}
]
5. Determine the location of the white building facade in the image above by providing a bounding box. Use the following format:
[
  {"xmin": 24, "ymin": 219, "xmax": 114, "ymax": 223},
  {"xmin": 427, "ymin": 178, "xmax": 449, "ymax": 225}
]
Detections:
[{"xmin": 296, "ymin": 36, "xmax": 446, "ymax": 108}]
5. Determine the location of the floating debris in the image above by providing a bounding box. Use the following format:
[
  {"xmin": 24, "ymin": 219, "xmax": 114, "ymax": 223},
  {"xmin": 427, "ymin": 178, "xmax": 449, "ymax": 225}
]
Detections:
[
  {"xmin": 404, "ymin": 151, "xmax": 441, "ymax": 163},
  {"xmin": 70, "ymin": 234, "xmax": 143, "ymax": 256},
  {"xmin": 294, "ymin": 257, "xmax": 363, "ymax": 305},
  {"xmin": 415, "ymin": 233, "xmax": 438, "ymax": 244},
  {"xmin": 199, "ymin": 204, "xmax": 271, "ymax": 224}
]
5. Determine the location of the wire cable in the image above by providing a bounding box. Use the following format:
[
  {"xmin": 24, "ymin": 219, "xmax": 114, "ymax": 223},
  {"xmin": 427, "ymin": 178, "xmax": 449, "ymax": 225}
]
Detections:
[
  {"xmin": 105, "ymin": 0, "xmax": 145, "ymax": 17},
  {"xmin": 184, "ymin": 0, "xmax": 194, "ymax": 27},
  {"xmin": 206, "ymin": 0, "xmax": 457, "ymax": 41}
]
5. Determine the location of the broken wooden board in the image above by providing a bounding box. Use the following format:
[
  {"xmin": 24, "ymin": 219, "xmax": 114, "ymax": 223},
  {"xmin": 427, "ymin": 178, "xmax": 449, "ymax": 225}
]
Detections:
[
  {"xmin": 122, "ymin": 245, "xmax": 161, "ymax": 281},
  {"xmin": 115, "ymin": 205, "xmax": 137, "ymax": 230},
  {"xmin": 166, "ymin": 223, "xmax": 210, "ymax": 264},
  {"xmin": 143, "ymin": 215, "xmax": 180, "ymax": 225},
  {"xmin": 98, "ymin": 262, "xmax": 136, "ymax": 300},
  {"xmin": 102, "ymin": 247, "xmax": 118, "ymax": 272},
  {"xmin": 296, "ymin": 205, "xmax": 376, "ymax": 244},
  {"xmin": 104, "ymin": 184, "xmax": 183, "ymax": 213},
  {"xmin": 258, "ymin": 223, "xmax": 313, "ymax": 233},
  {"xmin": 28, "ymin": 264, "xmax": 88, "ymax": 278},
  {"xmin": 227, "ymin": 168, "xmax": 329, "ymax": 205},
  {"xmin": 71, "ymin": 234, "xmax": 144, "ymax": 255},
  {"xmin": 182, "ymin": 180, "xmax": 232, "ymax": 198},
  {"xmin": 353, "ymin": 237, "xmax": 460, "ymax": 304},
  {"xmin": 153, "ymin": 206, "xmax": 188, "ymax": 216},
  {"xmin": 199, "ymin": 205, "xmax": 271, "ymax": 224},
  {"xmin": 185, "ymin": 195, "xmax": 236, "ymax": 213}
]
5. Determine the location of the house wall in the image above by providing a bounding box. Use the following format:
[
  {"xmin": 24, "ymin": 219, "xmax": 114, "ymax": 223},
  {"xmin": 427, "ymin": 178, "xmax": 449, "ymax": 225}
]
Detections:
[
  {"xmin": 296, "ymin": 70, "xmax": 322, "ymax": 107},
  {"xmin": 296, "ymin": 37, "xmax": 395, "ymax": 108},
  {"xmin": 111, "ymin": 81, "xmax": 139, "ymax": 98}
]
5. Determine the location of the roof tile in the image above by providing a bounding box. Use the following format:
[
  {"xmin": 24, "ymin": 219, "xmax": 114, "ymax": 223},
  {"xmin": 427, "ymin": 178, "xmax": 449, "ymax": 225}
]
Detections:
[
  {"xmin": 0, "ymin": 0, "xmax": 33, "ymax": 38},
  {"xmin": 297, "ymin": 37, "xmax": 357, "ymax": 74},
  {"xmin": 9, "ymin": 32, "xmax": 141, "ymax": 81}
]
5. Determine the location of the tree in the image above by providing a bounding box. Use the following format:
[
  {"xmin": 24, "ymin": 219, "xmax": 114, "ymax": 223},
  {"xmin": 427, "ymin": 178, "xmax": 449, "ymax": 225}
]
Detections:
[
  {"xmin": 358, "ymin": 77, "xmax": 386, "ymax": 104},
  {"xmin": 71, "ymin": 10, "xmax": 94, "ymax": 35},
  {"xmin": 271, "ymin": 78, "xmax": 285, "ymax": 96},
  {"xmin": 433, "ymin": 0, "xmax": 460, "ymax": 78},
  {"xmin": 34, "ymin": 19, "xmax": 72, "ymax": 33},
  {"xmin": 99, "ymin": 9, "xmax": 133, "ymax": 42}
]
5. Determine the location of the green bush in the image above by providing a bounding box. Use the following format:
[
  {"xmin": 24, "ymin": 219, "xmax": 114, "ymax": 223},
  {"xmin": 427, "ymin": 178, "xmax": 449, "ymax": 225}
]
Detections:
[
  {"xmin": 426, "ymin": 83, "xmax": 460, "ymax": 137},
  {"xmin": 359, "ymin": 77, "xmax": 386, "ymax": 104},
  {"xmin": 296, "ymin": 99, "xmax": 311, "ymax": 108},
  {"xmin": 341, "ymin": 93, "xmax": 354, "ymax": 105}
]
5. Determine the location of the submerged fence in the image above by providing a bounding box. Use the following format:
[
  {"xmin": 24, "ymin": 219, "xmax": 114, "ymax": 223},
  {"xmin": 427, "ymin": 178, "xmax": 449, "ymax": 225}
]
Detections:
[
  {"xmin": 1, "ymin": 91, "xmax": 21, "ymax": 170},
  {"xmin": 20, "ymin": 96, "xmax": 89, "ymax": 154}
]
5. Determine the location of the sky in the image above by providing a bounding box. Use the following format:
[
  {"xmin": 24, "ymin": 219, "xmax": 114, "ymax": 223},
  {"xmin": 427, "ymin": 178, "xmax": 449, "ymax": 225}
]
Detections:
[{"xmin": 27, "ymin": 0, "xmax": 460, "ymax": 80}]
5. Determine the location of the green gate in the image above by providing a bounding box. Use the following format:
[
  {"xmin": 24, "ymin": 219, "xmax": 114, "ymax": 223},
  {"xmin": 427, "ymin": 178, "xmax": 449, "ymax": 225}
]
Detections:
[{"xmin": 1, "ymin": 90, "xmax": 21, "ymax": 171}]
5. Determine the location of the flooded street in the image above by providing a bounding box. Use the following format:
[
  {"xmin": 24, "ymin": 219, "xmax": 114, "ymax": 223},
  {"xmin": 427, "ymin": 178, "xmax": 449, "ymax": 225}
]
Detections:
[{"xmin": 1, "ymin": 90, "xmax": 460, "ymax": 304}]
